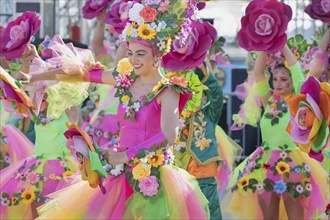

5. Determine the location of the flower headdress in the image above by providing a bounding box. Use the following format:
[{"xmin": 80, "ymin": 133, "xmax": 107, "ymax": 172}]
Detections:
[{"xmin": 122, "ymin": 0, "xmax": 200, "ymax": 56}]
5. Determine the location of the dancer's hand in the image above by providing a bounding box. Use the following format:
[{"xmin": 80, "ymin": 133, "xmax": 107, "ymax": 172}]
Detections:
[
  {"xmin": 101, "ymin": 149, "xmax": 129, "ymax": 165},
  {"xmin": 21, "ymin": 44, "xmax": 39, "ymax": 64},
  {"xmin": 13, "ymin": 71, "xmax": 32, "ymax": 84}
]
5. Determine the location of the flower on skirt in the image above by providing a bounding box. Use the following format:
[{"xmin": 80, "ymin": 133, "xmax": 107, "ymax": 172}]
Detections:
[
  {"xmin": 273, "ymin": 180, "xmax": 287, "ymax": 194},
  {"xmin": 21, "ymin": 189, "xmax": 36, "ymax": 204}
]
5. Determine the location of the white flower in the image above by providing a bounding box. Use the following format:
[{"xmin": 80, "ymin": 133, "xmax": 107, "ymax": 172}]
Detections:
[
  {"xmin": 280, "ymin": 151, "xmax": 287, "ymax": 159},
  {"xmin": 132, "ymin": 102, "xmax": 141, "ymax": 111},
  {"xmin": 130, "ymin": 28, "xmax": 138, "ymax": 38},
  {"xmin": 0, "ymin": 197, "xmax": 10, "ymax": 207},
  {"xmin": 128, "ymin": 3, "xmax": 144, "ymax": 24},
  {"xmin": 4, "ymin": 155, "xmax": 11, "ymax": 163},
  {"xmin": 156, "ymin": 21, "xmax": 167, "ymax": 32},
  {"xmin": 59, "ymin": 160, "xmax": 66, "ymax": 167},
  {"xmin": 305, "ymin": 183, "xmax": 312, "ymax": 191},
  {"xmin": 157, "ymin": 41, "xmax": 165, "ymax": 51},
  {"xmin": 295, "ymin": 184, "xmax": 304, "ymax": 194},
  {"xmin": 191, "ymin": 9, "xmax": 200, "ymax": 21},
  {"xmin": 174, "ymin": 141, "xmax": 186, "ymax": 151},
  {"xmin": 256, "ymin": 183, "xmax": 264, "ymax": 191},
  {"xmin": 110, "ymin": 164, "xmax": 124, "ymax": 176},
  {"xmin": 147, "ymin": 152, "xmax": 156, "ymax": 158},
  {"xmin": 304, "ymin": 164, "xmax": 311, "ymax": 172},
  {"xmin": 178, "ymin": 118, "xmax": 186, "ymax": 129},
  {"xmin": 149, "ymin": 22, "xmax": 157, "ymax": 30}
]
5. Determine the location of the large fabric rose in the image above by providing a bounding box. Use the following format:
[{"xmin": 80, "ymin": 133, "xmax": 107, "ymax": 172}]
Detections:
[
  {"xmin": 0, "ymin": 11, "xmax": 41, "ymax": 60},
  {"xmin": 304, "ymin": 0, "xmax": 330, "ymax": 22},
  {"xmin": 237, "ymin": 0, "xmax": 292, "ymax": 53},
  {"xmin": 138, "ymin": 175, "xmax": 159, "ymax": 196},
  {"xmin": 82, "ymin": 0, "xmax": 114, "ymax": 19},
  {"xmin": 287, "ymin": 77, "xmax": 330, "ymax": 162},
  {"xmin": 161, "ymin": 21, "xmax": 217, "ymax": 71},
  {"xmin": 103, "ymin": 0, "xmax": 129, "ymax": 34}
]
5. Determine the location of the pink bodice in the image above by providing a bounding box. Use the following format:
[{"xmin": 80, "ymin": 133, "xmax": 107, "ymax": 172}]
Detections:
[{"xmin": 118, "ymin": 98, "xmax": 162, "ymax": 150}]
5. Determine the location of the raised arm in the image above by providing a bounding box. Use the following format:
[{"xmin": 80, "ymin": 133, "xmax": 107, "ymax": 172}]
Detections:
[
  {"xmin": 254, "ymin": 51, "xmax": 271, "ymax": 107},
  {"xmin": 92, "ymin": 17, "xmax": 106, "ymax": 58},
  {"xmin": 281, "ymin": 44, "xmax": 304, "ymax": 94}
]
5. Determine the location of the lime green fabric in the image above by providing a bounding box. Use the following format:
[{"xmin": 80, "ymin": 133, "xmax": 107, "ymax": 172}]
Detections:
[
  {"xmin": 254, "ymin": 80, "xmax": 270, "ymax": 97},
  {"xmin": 289, "ymin": 62, "xmax": 304, "ymax": 94},
  {"xmin": 34, "ymin": 113, "xmax": 70, "ymax": 160}
]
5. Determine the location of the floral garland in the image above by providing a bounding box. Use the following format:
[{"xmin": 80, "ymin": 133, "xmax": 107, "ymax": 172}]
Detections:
[
  {"xmin": 113, "ymin": 58, "xmax": 191, "ymax": 121},
  {"xmin": 231, "ymin": 145, "xmax": 313, "ymax": 198},
  {"xmin": 264, "ymin": 94, "xmax": 291, "ymax": 126},
  {"xmin": 124, "ymin": 140, "xmax": 175, "ymax": 197},
  {"xmin": 0, "ymin": 154, "xmax": 74, "ymax": 207}
]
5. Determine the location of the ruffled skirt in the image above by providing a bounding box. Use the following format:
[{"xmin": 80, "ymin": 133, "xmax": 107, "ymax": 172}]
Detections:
[
  {"xmin": 222, "ymin": 145, "xmax": 329, "ymax": 219},
  {"xmin": 37, "ymin": 165, "xmax": 210, "ymax": 219}
]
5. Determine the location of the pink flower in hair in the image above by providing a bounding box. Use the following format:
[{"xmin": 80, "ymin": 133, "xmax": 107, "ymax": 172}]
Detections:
[
  {"xmin": 237, "ymin": 0, "xmax": 292, "ymax": 53},
  {"xmin": 162, "ymin": 20, "xmax": 217, "ymax": 71},
  {"xmin": 103, "ymin": 0, "xmax": 129, "ymax": 34},
  {"xmin": 82, "ymin": 0, "xmax": 114, "ymax": 19},
  {"xmin": 305, "ymin": 0, "xmax": 330, "ymax": 22},
  {"xmin": 0, "ymin": 11, "xmax": 41, "ymax": 60}
]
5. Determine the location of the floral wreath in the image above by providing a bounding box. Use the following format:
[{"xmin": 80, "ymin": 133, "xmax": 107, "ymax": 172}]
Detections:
[
  {"xmin": 122, "ymin": 0, "xmax": 200, "ymax": 56},
  {"xmin": 125, "ymin": 140, "xmax": 175, "ymax": 197},
  {"xmin": 113, "ymin": 58, "xmax": 195, "ymax": 121}
]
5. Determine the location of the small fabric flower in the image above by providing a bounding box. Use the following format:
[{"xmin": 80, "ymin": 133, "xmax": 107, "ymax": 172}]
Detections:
[
  {"xmin": 26, "ymin": 171, "xmax": 40, "ymax": 185},
  {"xmin": 117, "ymin": 58, "xmax": 133, "ymax": 74},
  {"xmin": 139, "ymin": 175, "xmax": 159, "ymax": 196},
  {"xmin": 132, "ymin": 163, "xmax": 151, "ymax": 180},
  {"xmin": 295, "ymin": 184, "xmax": 304, "ymax": 194},
  {"xmin": 103, "ymin": 0, "xmax": 129, "ymax": 34},
  {"xmin": 273, "ymin": 180, "xmax": 287, "ymax": 194},
  {"xmin": 0, "ymin": 197, "xmax": 10, "ymax": 207},
  {"xmin": 21, "ymin": 189, "xmax": 36, "ymax": 204},
  {"xmin": 237, "ymin": 177, "xmax": 249, "ymax": 189},
  {"xmin": 147, "ymin": 152, "xmax": 164, "ymax": 167},
  {"xmin": 275, "ymin": 161, "xmax": 290, "ymax": 175}
]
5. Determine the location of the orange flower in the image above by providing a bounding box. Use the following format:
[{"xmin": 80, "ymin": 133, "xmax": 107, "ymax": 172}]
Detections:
[
  {"xmin": 139, "ymin": 6, "xmax": 158, "ymax": 23},
  {"xmin": 170, "ymin": 76, "xmax": 188, "ymax": 88}
]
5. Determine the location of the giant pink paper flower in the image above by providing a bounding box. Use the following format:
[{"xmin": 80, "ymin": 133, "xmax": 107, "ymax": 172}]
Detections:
[
  {"xmin": 162, "ymin": 21, "xmax": 217, "ymax": 71},
  {"xmin": 103, "ymin": 0, "xmax": 129, "ymax": 34},
  {"xmin": 305, "ymin": 0, "xmax": 330, "ymax": 22},
  {"xmin": 237, "ymin": 0, "xmax": 292, "ymax": 53},
  {"xmin": 82, "ymin": 0, "xmax": 114, "ymax": 19},
  {"xmin": 0, "ymin": 11, "xmax": 41, "ymax": 60}
]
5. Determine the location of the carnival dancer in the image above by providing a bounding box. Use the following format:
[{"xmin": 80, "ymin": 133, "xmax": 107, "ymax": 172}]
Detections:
[
  {"xmin": 22, "ymin": 1, "xmax": 210, "ymax": 219},
  {"xmin": 224, "ymin": 1, "xmax": 329, "ymax": 219}
]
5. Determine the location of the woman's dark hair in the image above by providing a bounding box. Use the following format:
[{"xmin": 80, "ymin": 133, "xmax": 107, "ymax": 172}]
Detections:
[{"xmin": 273, "ymin": 64, "xmax": 291, "ymax": 77}]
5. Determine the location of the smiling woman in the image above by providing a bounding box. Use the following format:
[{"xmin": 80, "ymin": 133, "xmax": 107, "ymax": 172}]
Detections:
[{"xmin": 26, "ymin": 1, "xmax": 213, "ymax": 219}]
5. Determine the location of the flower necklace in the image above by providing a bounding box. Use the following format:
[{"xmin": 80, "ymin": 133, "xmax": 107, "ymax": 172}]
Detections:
[{"xmin": 264, "ymin": 93, "xmax": 291, "ymax": 126}]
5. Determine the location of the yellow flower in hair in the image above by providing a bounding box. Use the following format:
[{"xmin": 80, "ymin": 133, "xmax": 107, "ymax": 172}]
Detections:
[
  {"xmin": 21, "ymin": 189, "xmax": 36, "ymax": 204},
  {"xmin": 276, "ymin": 161, "xmax": 290, "ymax": 175},
  {"xmin": 283, "ymin": 60, "xmax": 289, "ymax": 69},
  {"xmin": 237, "ymin": 177, "xmax": 249, "ymax": 189},
  {"xmin": 147, "ymin": 152, "xmax": 164, "ymax": 167},
  {"xmin": 137, "ymin": 24, "xmax": 157, "ymax": 40},
  {"xmin": 132, "ymin": 163, "xmax": 151, "ymax": 180},
  {"xmin": 121, "ymin": 95, "xmax": 130, "ymax": 103},
  {"xmin": 165, "ymin": 72, "xmax": 177, "ymax": 78},
  {"xmin": 117, "ymin": 58, "xmax": 133, "ymax": 74}
]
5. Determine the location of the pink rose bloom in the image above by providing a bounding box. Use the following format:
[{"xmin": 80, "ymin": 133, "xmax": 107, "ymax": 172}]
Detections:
[
  {"xmin": 139, "ymin": 6, "xmax": 158, "ymax": 23},
  {"xmin": 103, "ymin": 0, "xmax": 129, "ymax": 34},
  {"xmin": 82, "ymin": 0, "xmax": 114, "ymax": 19},
  {"xmin": 305, "ymin": 0, "xmax": 330, "ymax": 22},
  {"xmin": 0, "ymin": 11, "xmax": 41, "ymax": 60},
  {"xmin": 139, "ymin": 176, "xmax": 159, "ymax": 196},
  {"xmin": 237, "ymin": 0, "xmax": 292, "ymax": 53},
  {"xmin": 26, "ymin": 171, "xmax": 40, "ymax": 185},
  {"xmin": 162, "ymin": 21, "xmax": 217, "ymax": 71}
]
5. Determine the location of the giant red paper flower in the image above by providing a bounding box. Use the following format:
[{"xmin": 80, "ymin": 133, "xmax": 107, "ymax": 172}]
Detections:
[
  {"xmin": 103, "ymin": 0, "xmax": 129, "ymax": 34},
  {"xmin": 305, "ymin": 0, "xmax": 330, "ymax": 22},
  {"xmin": 82, "ymin": 0, "xmax": 114, "ymax": 19},
  {"xmin": 161, "ymin": 21, "xmax": 217, "ymax": 71},
  {"xmin": 237, "ymin": 0, "xmax": 292, "ymax": 53},
  {"xmin": 0, "ymin": 11, "xmax": 41, "ymax": 60},
  {"xmin": 287, "ymin": 77, "xmax": 330, "ymax": 162}
]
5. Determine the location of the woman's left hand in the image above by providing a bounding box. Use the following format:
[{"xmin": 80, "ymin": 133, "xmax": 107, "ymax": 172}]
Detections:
[{"xmin": 100, "ymin": 149, "xmax": 129, "ymax": 165}]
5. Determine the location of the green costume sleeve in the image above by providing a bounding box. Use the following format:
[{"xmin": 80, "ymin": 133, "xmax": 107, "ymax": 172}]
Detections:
[
  {"xmin": 254, "ymin": 80, "xmax": 270, "ymax": 97},
  {"xmin": 288, "ymin": 62, "xmax": 304, "ymax": 94}
]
